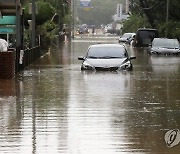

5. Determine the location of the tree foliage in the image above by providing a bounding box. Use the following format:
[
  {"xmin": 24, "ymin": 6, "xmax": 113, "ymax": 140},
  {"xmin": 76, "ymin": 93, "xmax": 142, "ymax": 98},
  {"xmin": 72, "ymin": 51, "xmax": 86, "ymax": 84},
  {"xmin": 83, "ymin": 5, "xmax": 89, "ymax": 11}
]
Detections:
[
  {"xmin": 122, "ymin": 14, "xmax": 150, "ymax": 33},
  {"xmin": 22, "ymin": 0, "xmax": 71, "ymax": 48},
  {"xmin": 126, "ymin": 0, "xmax": 180, "ymax": 38},
  {"xmin": 23, "ymin": 1, "xmax": 56, "ymax": 26}
]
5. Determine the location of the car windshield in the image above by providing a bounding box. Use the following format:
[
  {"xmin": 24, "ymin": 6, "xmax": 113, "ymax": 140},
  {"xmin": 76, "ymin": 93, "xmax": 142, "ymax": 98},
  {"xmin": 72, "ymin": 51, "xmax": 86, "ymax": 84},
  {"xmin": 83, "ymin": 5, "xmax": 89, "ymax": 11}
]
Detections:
[
  {"xmin": 153, "ymin": 39, "xmax": 180, "ymax": 48},
  {"xmin": 87, "ymin": 46, "xmax": 127, "ymax": 58},
  {"xmin": 121, "ymin": 33, "xmax": 132, "ymax": 38}
]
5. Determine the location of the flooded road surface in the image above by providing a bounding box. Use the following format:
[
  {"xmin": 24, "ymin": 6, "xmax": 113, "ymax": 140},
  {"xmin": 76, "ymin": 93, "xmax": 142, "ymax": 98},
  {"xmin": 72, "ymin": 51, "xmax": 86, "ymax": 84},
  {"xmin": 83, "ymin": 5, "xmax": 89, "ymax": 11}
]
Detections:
[{"xmin": 0, "ymin": 36, "xmax": 180, "ymax": 154}]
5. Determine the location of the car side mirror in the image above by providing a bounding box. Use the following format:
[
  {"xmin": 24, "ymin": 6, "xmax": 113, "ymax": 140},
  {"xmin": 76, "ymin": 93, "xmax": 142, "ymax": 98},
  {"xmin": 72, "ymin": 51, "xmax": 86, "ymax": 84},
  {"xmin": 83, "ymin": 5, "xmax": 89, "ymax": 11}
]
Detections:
[
  {"xmin": 129, "ymin": 56, "xmax": 136, "ymax": 60},
  {"xmin": 78, "ymin": 56, "xmax": 85, "ymax": 60}
]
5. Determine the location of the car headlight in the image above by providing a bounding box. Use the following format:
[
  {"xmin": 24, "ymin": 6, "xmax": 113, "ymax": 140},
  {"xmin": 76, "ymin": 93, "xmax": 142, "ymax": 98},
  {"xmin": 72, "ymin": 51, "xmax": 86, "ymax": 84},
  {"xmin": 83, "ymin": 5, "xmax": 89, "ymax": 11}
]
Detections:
[
  {"xmin": 150, "ymin": 47, "xmax": 160, "ymax": 54},
  {"xmin": 81, "ymin": 61, "xmax": 95, "ymax": 70},
  {"xmin": 119, "ymin": 61, "xmax": 132, "ymax": 70},
  {"xmin": 151, "ymin": 47, "xmax": 156, "ymax": 52}
]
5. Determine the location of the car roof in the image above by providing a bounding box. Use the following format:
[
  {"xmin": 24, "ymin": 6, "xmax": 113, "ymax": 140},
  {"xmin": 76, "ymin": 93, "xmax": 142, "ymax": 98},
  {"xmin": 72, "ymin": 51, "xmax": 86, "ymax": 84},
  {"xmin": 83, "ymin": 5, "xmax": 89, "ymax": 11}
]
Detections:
[
  {"xmin": 137, "ymin": 28, "xmax": 158, "ymax": 31},
  {"xmin": 89, "ymin": 44, "xmax": 125, "ymax": 48},
  {"xmin": 153, "ymin": 38, "xmax": 178, "ymax": 41},
  {"xmin": 123, "ymin": 33, "xmax": 136, "ymax": 35}
]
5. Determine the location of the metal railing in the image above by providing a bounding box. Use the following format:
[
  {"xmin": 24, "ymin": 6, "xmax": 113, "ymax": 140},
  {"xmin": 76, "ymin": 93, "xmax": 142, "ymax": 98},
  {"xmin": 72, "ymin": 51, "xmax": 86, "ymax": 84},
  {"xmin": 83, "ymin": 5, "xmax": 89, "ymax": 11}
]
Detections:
[{"xmin": 15, "ymin": 46, "xmax": 44, "ymax": 72}]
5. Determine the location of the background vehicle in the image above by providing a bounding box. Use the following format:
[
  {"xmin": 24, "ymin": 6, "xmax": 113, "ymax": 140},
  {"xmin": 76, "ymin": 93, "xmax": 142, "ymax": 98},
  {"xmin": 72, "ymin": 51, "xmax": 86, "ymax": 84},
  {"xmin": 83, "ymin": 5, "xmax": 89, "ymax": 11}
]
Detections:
[
  {"xmin": 103, "ymin": 24, "xmax": 116, "ymax": 34},
  {"xmin": 148, "ymin": 38, "xmax": 180, "ymax": 55},
  {"xmin": 133, "ymin": 28, "xmax": 159, "ymax": 47},
  {"xmin": 78, "ymin": 44, "xmax": 136, "ymax": 71},
  {"xmin": 103, "ymin": 24, "xmax": 112, "ymax": 34},
  {"xmin": 118, "ymin": 33, "xmax": 136, "ymax": 44},
  {"xmin": 76, "ymin": 24, "xmax": 89, "ymax": 34}
]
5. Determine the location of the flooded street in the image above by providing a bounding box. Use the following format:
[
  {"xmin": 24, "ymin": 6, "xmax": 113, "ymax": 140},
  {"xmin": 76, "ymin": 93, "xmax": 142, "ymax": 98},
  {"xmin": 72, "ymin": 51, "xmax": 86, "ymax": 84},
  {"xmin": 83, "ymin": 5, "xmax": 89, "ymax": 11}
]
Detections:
[{"xmin": 0, "ymin": 36, "xmax": 180, "ymax": 154}]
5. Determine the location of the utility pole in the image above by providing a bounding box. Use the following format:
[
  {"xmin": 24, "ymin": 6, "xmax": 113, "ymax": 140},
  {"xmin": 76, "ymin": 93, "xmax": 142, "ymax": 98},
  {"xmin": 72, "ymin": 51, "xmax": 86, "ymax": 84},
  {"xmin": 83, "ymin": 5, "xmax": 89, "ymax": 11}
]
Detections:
[
  {"xmin": 166, "ymin": 0, "xmax": 169, "ymax": 23},
  {"xmin": 126, "ymin": 0, "xmax": 129, "ymax": 14},
  {"xmin": 166, "ymin": 0, "xmax": 169, "ymax": 36},
  {"xmin": 32, "ymin": 0, "xmax": 36, "ymax": 47},
  {"xmin": 71, "ymin": 0, "xmax": 77, "ymax": 38},
  {"xmin": 71, "ymin": 0, "xmax": 75, "ymax": 38}
]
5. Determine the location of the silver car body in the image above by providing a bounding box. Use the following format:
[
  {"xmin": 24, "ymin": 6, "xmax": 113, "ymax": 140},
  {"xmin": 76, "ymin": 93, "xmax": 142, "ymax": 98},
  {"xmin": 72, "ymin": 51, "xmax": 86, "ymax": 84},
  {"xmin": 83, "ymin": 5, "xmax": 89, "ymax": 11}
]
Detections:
[
  {"xmin": 78, "ymin": 44, "xmax": 136, "ymax": 71},
  {"xmin": 119, "ymin": 33, "xmax": 136, "ymax": 43},
  {"xmin": 150, "ymin": 38, "xmax": 180, "ymax": 54}
]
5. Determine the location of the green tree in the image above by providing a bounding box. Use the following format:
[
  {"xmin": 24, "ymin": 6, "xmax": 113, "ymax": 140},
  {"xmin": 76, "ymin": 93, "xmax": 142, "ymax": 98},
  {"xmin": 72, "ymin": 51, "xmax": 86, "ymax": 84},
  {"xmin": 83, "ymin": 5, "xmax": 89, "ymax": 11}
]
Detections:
[
  {"xmin": 23, "ymin": 1, "xmax": 56, "ymax": 26},
  {"xmin": 43, "ymin": 0, "xmax": 71, "ymax": 28},
  {"xmin": 122, "ymin": 14, "xmax": 150, "ymax": 33},
  {"xmin": 128, "ymin": 0, "xmax": 180, "ymax": 38},
  {"xmin": 22, "ymin": 0, "xmax": 71, "ymax": 48}
]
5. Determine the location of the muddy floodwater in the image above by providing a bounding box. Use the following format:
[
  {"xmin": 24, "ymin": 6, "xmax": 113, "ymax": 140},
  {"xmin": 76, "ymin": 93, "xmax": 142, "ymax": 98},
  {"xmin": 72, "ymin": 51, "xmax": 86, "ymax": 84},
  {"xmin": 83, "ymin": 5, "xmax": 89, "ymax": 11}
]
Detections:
[{"xmin": 0, "ymin": 36, "xmax": 180, "ymax": 154}]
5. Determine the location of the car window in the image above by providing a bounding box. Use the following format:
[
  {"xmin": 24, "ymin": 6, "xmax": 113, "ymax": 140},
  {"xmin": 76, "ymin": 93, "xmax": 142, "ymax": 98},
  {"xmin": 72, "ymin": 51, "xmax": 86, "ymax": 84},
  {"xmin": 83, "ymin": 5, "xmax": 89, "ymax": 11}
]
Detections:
[
  {"xmin": 153, "ymin": 39, "xmax": 179, "ymax": 48},
  {"xmin": 87, "ymin": 47, "xmax": 127, "ymax": 58},
  {"xmin": 138, "ymin": 31, "xmax": 157, "ymax": 44},
  {"xmin": 122, "ymin": 33, "xmax": 132, "ymax": 38}
]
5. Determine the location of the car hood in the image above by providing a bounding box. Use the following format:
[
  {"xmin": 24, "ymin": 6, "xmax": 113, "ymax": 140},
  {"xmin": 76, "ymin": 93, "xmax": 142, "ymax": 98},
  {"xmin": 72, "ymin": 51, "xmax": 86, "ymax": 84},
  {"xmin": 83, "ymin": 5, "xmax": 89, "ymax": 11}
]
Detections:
[
  {"xmin": 85, "ymin": 58, "xmax": 128, "ymax": 67},
  {"xmin": 119, "ymin": 38, "xmax": 128, "ymax": 41},
  {"xmin": 151, "ymin": 47, "xmax": 180, "ymax": 54}
]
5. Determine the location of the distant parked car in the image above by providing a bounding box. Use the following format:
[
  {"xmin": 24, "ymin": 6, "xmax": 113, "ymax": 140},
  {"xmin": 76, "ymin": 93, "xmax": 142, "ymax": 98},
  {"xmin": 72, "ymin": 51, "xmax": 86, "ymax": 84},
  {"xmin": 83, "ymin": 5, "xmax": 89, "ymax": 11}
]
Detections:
[
  {"xmin": 118, "ymin": 33, "xmax": 136, "ymax": 44},
  {"xmin": 134, "ymin": 28, "xmax": 159, "ymax": 47},
  {"xmin": 78, "ymin": 44, "xmax": 136, "ymax": 71},
  {"xmin": 148, "ymin": 38, "xmax": 180, "ymax": 55}
]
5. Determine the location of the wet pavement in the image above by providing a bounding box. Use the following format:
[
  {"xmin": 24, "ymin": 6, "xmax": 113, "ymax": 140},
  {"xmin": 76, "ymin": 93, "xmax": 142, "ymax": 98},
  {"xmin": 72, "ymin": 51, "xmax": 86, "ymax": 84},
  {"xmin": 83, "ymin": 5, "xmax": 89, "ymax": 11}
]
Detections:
[{"xmin": 0, "ymin": 35, "xmax": 180, "ymax": 154}]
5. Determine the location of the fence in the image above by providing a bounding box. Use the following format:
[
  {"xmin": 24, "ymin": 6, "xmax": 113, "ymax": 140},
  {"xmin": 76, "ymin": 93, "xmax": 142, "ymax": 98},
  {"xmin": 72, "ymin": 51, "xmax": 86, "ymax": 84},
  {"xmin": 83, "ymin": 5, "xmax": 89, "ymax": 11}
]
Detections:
[
  {"xmin": 16, "ymin": 46, "xmax": 41, "ymax": 72},
  {"xmin": 0, "ymin": 46, "xmax": 45, "ymax": 79}
]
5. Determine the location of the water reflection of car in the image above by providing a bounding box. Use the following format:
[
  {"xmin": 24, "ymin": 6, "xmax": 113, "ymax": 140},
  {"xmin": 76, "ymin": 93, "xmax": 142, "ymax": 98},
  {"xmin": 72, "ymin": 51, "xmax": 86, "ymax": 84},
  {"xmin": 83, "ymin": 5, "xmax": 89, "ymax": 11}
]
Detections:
[
  {"xmin": 150, "ymin": 56, "xmax": 180, "ymax": 73},
  {"xmin": 78, "ymin": 44, "xmax": 136, "ymax": 71},
  {"xmin": 134, "ymin": 28, "xmax": 159, "ymax": 47},
  {"xmin": 118, "ymin": 33, "xmax": 136, "ymax": 44},
  {"xmin": 148, "ymin": 38, "xmax": 180, "ymax": 55}
]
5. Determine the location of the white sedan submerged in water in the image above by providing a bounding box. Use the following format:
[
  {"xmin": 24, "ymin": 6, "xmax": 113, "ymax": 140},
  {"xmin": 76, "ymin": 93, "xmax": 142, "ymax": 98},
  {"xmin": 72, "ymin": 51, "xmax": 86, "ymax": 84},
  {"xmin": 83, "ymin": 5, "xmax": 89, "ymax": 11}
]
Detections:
[{"xmin": 78, "ymin": 44, "xmax": 136, "ymax": 71}]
